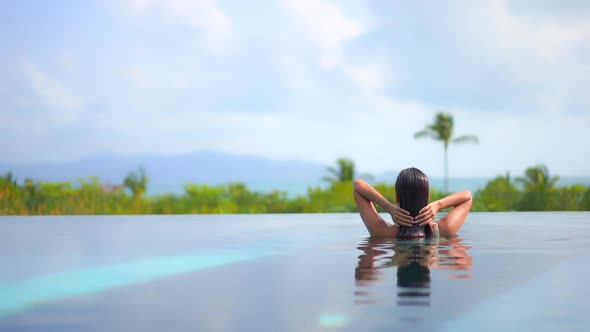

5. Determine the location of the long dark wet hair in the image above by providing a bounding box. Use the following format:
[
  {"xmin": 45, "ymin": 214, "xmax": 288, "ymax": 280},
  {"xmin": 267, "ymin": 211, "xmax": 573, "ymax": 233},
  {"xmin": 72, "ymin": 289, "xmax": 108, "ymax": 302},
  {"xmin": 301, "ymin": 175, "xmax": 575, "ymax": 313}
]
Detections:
[{"xmin": 395, "ymin": 167, "xmax": 432, "ymax": 239}]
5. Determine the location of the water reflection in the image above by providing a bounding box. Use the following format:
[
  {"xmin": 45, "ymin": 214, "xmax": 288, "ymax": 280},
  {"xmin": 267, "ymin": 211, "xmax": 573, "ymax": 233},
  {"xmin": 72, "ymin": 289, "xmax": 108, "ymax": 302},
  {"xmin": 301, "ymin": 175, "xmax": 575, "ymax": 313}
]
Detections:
[{"xmin": 355, "ymin": 237, "xmax": 472, "ymax": 306}]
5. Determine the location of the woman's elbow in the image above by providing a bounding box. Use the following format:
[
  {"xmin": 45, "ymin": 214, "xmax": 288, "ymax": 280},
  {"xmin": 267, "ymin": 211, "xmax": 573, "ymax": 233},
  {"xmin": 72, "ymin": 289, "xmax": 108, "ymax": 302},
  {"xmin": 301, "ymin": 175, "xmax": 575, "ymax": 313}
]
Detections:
[
  {"xmin": 466, "ymin": 191, "xmax": 473, "ymax": 207},
  {"xmin": 462, "ymin": 190, "xmax": 473, "ymax": 207},
  {"xmin": 353, "ymin": 178, "xmax": 365, "ymax": 191}
]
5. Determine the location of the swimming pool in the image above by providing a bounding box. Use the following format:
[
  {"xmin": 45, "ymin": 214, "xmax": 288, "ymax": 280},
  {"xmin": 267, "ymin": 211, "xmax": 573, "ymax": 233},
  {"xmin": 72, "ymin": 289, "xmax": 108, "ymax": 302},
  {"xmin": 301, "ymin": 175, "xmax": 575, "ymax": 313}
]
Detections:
[{"xmin": 1, "ymin": 212, "xmax": 589, "ymax": 331}]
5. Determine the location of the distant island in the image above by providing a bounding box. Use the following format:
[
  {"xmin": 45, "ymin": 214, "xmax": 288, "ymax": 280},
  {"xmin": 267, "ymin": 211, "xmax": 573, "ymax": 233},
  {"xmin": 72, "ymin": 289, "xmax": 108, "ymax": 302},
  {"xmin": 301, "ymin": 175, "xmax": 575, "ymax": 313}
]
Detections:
[{"xmin": 0, "ymin": 150, "xmax": 327, "ymax": 187}]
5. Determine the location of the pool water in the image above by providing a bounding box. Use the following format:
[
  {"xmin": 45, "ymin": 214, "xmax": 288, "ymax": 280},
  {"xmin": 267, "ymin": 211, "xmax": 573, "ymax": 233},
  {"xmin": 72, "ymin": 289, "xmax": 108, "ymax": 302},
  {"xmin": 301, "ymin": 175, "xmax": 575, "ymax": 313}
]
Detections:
[{"xmin": 1, "ymin": 212, "xmax": 589, "ymax": 331}]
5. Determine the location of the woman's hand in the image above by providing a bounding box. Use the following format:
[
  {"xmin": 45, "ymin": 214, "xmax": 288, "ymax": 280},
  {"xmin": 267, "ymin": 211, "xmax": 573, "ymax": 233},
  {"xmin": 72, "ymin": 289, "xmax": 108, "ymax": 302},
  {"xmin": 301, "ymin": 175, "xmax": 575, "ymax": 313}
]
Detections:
[
  {"xmin": 415, "ymin": 202, "xmax": 440, "ymax": 226},
  {"xmin": 388, "ymin": 205, "xmax": 414, "ymax": 227}
]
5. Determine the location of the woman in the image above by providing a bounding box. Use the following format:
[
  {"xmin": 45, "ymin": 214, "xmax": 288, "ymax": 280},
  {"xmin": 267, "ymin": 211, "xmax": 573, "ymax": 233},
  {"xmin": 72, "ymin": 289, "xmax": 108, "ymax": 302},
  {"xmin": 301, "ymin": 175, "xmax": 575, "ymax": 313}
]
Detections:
[{"xmin": 353, "ymin": 167, "xmax": 472, "ymax": 238}]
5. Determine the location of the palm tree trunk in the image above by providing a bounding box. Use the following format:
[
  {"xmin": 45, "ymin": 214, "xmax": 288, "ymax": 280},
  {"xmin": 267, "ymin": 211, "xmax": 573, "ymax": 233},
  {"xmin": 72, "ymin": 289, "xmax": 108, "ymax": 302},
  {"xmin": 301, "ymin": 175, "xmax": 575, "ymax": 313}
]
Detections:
[{"xmin": 444, "ymin": 144, "xmax": 448, "ymax": 193}]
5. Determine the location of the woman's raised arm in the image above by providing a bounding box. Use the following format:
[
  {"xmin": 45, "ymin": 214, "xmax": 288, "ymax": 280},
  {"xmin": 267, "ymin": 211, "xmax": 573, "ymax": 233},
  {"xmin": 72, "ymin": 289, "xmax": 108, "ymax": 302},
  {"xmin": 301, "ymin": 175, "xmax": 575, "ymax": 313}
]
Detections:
[
  {"xmin": 414, "ymin": 190, "xmax": 473, "ymax": 237},
  {"xmin": 353, "ymin": 179, "xmax": 413, "ymax": 237}
]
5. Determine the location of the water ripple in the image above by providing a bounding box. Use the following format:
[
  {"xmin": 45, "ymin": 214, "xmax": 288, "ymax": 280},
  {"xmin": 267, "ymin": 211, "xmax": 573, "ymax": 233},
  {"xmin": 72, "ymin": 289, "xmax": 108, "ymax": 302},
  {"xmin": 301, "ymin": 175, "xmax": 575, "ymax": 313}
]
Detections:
[{"xmin": 354, "ymin": 236, "xmax": 472, "ymax": 307}]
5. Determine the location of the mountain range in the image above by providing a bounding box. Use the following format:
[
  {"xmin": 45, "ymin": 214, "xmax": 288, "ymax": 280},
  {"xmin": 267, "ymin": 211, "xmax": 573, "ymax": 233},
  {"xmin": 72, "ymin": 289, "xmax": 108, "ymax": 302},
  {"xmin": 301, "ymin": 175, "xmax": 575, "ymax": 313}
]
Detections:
[
  {"xmin": 0, "ymin": 150, "xmax": 332, "ymax": 186},
  {"xmin": 3, "ymin": 151, "xmax": 588, "ymax": 196}
]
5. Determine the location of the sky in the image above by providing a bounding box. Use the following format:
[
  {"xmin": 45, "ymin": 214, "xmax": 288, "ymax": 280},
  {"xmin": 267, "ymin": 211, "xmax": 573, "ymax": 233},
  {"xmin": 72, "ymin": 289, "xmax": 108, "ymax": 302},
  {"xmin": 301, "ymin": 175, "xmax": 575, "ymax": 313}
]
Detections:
[{"xmin": 1, "ymin": 0, "xmax": 589, "ymax": 177}]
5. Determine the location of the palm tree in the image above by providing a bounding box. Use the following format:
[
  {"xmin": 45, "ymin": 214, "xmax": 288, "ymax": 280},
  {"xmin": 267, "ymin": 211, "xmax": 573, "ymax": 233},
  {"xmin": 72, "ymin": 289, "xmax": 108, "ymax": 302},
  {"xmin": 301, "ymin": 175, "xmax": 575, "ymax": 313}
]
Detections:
[
  {"xmin": 516, "ymin": 165, "xmax": 559, "ymax": 210},
  {"xmin": 322, "ymin": 158, "xmax": 355, "ymax": 183},
  {"xmin": 516, "ymin": 165, "xmax": 559, "ymax": 191},
  {"xmin": 415, "ymin": 112, "xmax": 478, "ymax": 192},
  {"xmin": 1, "ymin": 171, "xmax": 17, "ymax": 186},
  {"xmin": 124, "ymin": 167, "xmax": 148, "ymax": 198}
]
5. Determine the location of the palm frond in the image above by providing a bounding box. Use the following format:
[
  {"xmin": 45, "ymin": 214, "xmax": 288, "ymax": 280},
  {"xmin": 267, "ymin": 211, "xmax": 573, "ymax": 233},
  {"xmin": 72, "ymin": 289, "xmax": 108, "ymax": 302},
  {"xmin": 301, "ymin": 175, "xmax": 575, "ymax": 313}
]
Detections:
[
  {"xmin": 452, "ymin": 135, "xmax": 479, "ymax": 144},
  {"xmin": 414, "ymin": 129, "xmax": 438, "ymax": 139},
  {"xmin": 548, "ymin": 175, "xmax": 560, "ymax": 188},
  {"xmin": 326, "ymin": 166, "xmax": 339, "ymax": 178},
  {"xmin": 321, "ymin": 176, "xmax": 336, "ymax": 183}
]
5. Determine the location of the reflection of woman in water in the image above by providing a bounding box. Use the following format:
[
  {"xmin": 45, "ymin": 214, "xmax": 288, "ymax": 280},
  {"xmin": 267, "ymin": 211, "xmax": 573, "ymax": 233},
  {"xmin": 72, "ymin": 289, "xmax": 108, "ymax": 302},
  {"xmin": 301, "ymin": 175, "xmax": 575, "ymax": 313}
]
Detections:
[
  {"xmin": 355, "ymin": 237, "xmax": 472, "ymax": 306},
  {"xmin": 353, "ymin": 167, "xmax": 472, "ymax": 239}
]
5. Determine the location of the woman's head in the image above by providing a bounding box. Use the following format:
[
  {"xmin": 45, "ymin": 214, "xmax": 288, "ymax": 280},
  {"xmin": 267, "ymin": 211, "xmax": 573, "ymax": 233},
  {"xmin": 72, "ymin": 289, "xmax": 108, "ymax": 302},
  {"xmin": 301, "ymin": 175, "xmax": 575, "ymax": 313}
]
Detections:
[{"xmin": 395, "ymin": 167, "xmax": 431, "ymax": 239}]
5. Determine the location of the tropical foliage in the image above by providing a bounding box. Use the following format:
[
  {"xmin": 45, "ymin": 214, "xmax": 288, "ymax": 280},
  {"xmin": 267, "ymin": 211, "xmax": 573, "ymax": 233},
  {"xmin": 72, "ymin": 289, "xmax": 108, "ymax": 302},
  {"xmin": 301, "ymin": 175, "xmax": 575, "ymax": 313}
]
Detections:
[
  {"xmin": 1, "ymin": 163, "xmax": 588, "ymax": 215},
  {"xmin": 124, "ymin": 167, "xmax": 148, "ymax": 198},
  {"xmin": 415, "ymin": 112, "xmax": 478, "ymax": 193},
  {"xmin": 322, "ymin": 158, "xmax": 356, "ymax": 183},
  {"xmin": 471, "ymin": 172, "xmax": 518, "ymax": 211}
]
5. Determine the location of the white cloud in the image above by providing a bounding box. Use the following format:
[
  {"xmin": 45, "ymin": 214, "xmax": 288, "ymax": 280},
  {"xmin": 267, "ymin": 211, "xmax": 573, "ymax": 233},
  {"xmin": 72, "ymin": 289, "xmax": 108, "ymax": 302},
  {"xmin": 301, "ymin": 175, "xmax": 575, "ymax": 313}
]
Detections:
[
  {"xmin": 280, "ymin": 0, "xmax": 370, "ymax": 69},
  {"xmin": 450, "ymin": 0, "xmax": 590, "ymax": 110},
  {"xmin": 121, "ymin": 54, "xmax": 215, "ymax": 92},
  {"xmin": 61, "ymin": 72, "xmax": 587, "ymax": 177},
  {"xmin": 124, "ymin": 0, "xmax": 153, "ymax": 11},
  {"xmin": 275, "ymin": 0, "xmax": 394, "ymax": 115},
  {"xmin": 343, "ymin": 61, "xmax": 393, "ymax": 93},
  {"xmin": 56, "ymin": 52, "xmax": 78, "ymax": 74},
  {"xmin": 3, "ymin": 1, "xmax": 590, "ymax": 178},
  {"xmin": 119, "ymin": 0, "xmax": 236, "ymax": 55},
  {"xmin": 126, "ymin": 66, "xmax": 154, "ymax": 89},
  {"xmin": 195, "ymin": 0, "xmax": 589, "ymax": 176},
  {"xmin": 17, "ymin": 58, "xmax": 81, "ymax": 123},
  {"xmin": 1, "ymin": 58, "xmax": 83, "ymax": 155},
  {"xmin": 273, "ymin": 56, "xmax": 323, "ymax": 104}
]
